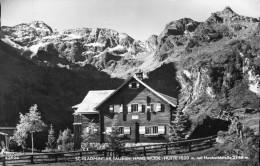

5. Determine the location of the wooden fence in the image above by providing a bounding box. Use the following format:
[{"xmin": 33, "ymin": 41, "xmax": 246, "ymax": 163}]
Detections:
[{"xmin": 0, "ymin": 135, "xmax": 217, "ymax": 165}]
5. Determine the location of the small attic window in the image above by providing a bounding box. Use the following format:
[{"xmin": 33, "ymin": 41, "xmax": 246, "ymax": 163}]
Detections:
[{"xmin": 129, "ymin": 81, "xmax": 139, "ymax": 89}]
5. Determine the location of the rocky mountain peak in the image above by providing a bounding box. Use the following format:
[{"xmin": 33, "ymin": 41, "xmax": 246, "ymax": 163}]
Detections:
[
  {"xmin": 1, "ymin": 21, "xmax": 53, "ymax": 46},
  {"xmin": 221, "ymin": 6, "xmax": 236, "ymax": 15},
  {"xmin": 165, "ymin": 18, "xmax": 200, "ymax": 32}
]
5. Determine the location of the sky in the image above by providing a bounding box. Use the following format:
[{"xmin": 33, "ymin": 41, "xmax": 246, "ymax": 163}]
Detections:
[{"xmin": 1, "ymin": 0, "xmax": 260, "ymax": 40}]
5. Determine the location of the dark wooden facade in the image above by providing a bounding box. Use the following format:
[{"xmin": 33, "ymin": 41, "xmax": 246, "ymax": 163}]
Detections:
[
  {"xmin": 73, "ymin": 76, "xmax": 177, "ymax": 149},
  {"xmin": 97, "ymin": 77, "xmax": 177, "ymax": 143}
]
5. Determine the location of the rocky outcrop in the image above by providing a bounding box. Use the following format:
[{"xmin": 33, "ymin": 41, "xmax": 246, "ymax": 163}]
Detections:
[
  {"xmin": 144, "ymin": 35, "xmax": 158, "ymax": 52},
  {"xmin": 177, "ymin": 66, "xmax": 214, "ymax": 113},
  {"xmin": 1, "ymin": 21, "xmax": 53, "ymax": 46},
  {"xmin": 154, "ymin": 18, "xmax": 200, "ymax": 61}
]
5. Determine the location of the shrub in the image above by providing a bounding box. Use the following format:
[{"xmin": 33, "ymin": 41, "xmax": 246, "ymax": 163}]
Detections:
[
  {"xmin": 56, "ymin": 128, "xmax": 73, "ymax": 151},
  {"xmin": 81, "ymin": 122, "xmax": 99, "ymax": 143},
  {"xmin": 169, "ymin": 112, "xmax": 191, "ymax": 142},
  {"xmin": 106, "ymin": 115, "xmax": 125, "ymax": 150}
]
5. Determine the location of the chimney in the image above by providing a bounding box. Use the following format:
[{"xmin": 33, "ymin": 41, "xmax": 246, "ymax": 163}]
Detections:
[{"xmin": 135, "ymin": 71, "xmax": 143, "ymax": 80}]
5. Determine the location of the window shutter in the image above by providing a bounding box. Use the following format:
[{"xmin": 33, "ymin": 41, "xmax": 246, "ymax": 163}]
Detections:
[
  {"xmin": 158, "ymin": 126, "xmax": 165, "ymax": 134},
  {"xmin": 114, "ymin": 105, "xmax": 120, "ymax": 113},
  {"xmin": 138, "ymin": 104, "xmax": 142, "ymax": 112},
  {"xmin": 124, "ymin": 127, "xmax": 131, "ymax": 134},
  {"xmin": 106, "ymin": 127, "xmax": 112, "ymax": 134},
  {"xmin": 142, "ymin": 105, "xmax": 146, "ymax": 113},
  {"xmin": 119, "ymin": 105, "xmax": 123, "ymax": 113},
  {"xmin": 127, "ymin": 105, "xmax": 131, "ymax": 113},
  {"xmin": 129, "ymin": 83, "xmax": 132, "ymax": 88},
  {"xmin": 156, "ymin": 103, "xmax": 162, "ymax": 112},
  {"xmin": 139, "ymin": 126, "xmax": 145, "ymax": 134}
]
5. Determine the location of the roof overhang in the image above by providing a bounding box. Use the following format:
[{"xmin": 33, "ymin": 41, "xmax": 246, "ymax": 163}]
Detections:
[{"xmin": 73, "ymin": 111, "xmax": 99, "ymax": 115}]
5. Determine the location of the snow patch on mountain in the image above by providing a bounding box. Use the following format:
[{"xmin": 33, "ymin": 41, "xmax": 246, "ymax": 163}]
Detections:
[
  {"xmin": 62, "ymin": 34, "xmax": 83, "ymax": 41},
  {"xmin": 29, "ymin": 42, "xmax": 50, "ymax": 58},
  {"xmin": 85, "ymin": 42, "xmax": 105, "ymax": 47}
]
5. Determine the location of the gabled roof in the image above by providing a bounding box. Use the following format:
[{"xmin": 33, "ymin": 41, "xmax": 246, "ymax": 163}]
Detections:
[
  {"xmin": 95, "ymin": 76, "xmax": 177, "ymax": 110},
  {"xmin": 73, "ymin": 90, "xmax": 115, "ymax": 114}
]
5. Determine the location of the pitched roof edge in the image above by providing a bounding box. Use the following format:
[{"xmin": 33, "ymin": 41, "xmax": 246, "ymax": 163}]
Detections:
[
  {"xmin": 71, "ymin": 90, "xmax": 115, "ymax": 109},
  {"xmin": 158, "ymin": 92, "xmax": 178, "ymax": 104},
  {"xmin": 94, "ymin": 76, "xmax": 177, "ymax": 110},
  {"xmin": 94, "ymin": 76, "xmax": 134, "ymax": 110},
  {"xmin": 134, "ymin": 76, "xmax": 177, "ymax": 107}
]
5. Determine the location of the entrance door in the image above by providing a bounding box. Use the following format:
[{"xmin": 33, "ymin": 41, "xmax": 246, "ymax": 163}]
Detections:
[{"xmin": 135, "ymin": 122, "xmax": 140, "ymax": 143}]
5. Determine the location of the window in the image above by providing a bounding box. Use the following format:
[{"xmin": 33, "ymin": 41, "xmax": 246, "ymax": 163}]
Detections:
[
  {"xmin": 128, "ymin": 104, "xmax": 143, "ymax": 113},
  {"xmin": 106, "ymin": 126, "xmax": 131, "ymax": 135},
  {"xmin": 109, "ymin": 105, "xmax": 123, "ymax": 113},
  {"xmin": 118, "ymin": 127, "xmax": 124, "ymax": 134},
  {"xmin": 149, "ymin": 103, "xmax": 162, "ymax": 112},
  {"xmin": 140, "ymin": 126, "xmax": 165, "ymax": 135},
  {"xmin": 131, "ymin": 104, "xmax": 138, "ymax": 112},
  {"xmin": 150, "ymin": 103, "xmax": 155, "ymax": 112},
  {"xmin": 145, "ymin": 126, "xmax": 158, "ymax": 135},
  {"xmin": 129, "ymin": 82, "xmax": 140, "ymax": 89}
]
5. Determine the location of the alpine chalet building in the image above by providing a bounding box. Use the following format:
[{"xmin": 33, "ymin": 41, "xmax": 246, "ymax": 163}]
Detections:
[{"xmin": 73, "ymin": 73, "xmax": 178, "ymax": 149}]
